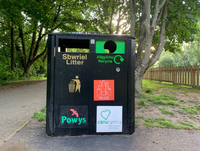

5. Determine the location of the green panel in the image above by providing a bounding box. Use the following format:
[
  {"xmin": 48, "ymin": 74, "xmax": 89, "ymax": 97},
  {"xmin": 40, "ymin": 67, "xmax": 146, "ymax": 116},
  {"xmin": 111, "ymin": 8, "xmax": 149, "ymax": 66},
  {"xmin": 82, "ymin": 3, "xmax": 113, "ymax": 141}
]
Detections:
[{"xmin": 96, "ymin": 40, "xmax": 125, "ymax": 54}]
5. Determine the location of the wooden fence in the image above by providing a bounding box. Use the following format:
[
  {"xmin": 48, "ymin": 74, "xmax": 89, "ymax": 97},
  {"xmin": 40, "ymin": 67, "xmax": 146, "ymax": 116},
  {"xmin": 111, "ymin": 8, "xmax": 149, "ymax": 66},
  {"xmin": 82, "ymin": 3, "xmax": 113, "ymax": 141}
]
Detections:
[{"xmin": 143, "ymin": 66, "xmax": 200, "ymax": 87}]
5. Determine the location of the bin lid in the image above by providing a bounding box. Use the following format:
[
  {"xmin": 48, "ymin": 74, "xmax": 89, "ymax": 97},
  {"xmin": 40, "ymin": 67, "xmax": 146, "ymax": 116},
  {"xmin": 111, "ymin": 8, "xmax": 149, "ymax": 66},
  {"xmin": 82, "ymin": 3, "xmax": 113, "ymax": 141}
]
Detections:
[{"xmin": 48, "ymin": 32, "xmax": 135, "ymax": 39}]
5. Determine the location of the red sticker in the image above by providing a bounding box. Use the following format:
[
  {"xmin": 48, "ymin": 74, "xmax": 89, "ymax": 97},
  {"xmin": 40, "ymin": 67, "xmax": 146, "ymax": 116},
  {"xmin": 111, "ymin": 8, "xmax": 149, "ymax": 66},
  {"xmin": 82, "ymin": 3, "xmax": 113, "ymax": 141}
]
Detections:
[{"xmin": 94, "ymin": 80, "xmax": 114, "ymax": 101}]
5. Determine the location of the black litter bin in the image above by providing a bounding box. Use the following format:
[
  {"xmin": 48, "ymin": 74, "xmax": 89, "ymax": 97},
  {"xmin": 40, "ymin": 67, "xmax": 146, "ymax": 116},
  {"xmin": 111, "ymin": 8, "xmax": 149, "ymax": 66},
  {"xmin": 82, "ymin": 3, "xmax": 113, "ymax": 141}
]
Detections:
[{"xmin": 46, "ymin": 33, "xmax": 135, "ymax": 136}]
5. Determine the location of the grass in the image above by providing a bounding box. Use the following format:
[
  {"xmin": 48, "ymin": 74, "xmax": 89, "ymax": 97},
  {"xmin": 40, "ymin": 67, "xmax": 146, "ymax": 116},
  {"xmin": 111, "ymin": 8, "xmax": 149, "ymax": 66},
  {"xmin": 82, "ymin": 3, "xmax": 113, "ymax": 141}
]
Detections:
[
  {"xmin": 32, "ymin": 106, "xmax": 46, "ymax": 121},
  {"xmin": 159, "ymin": 107, "xmax": 174, "ymax": 115},
  {"xmin": 188, "ymin": 115, "xmax": 197, "ymax": 120},
  {"xmin": 135, "ymin": 119, "xmax": 140, "ymax": 127},
  {"xmin": 179, "ymin": 109, "xmax": 187, "ymax": 115},
  {"xmin": 149, "ymin": 95, "xmax": 180, "ymax": 106},
  {"xmin": 143, "ymin": 79, "xmax": 200, "ymax": 94},
  {"xmin": 180, "ymin": 106, "xmax": 199, "ymax": 114},
  {"xmin": 136, "ymin": 100, "xmax": 150, "ymax": 108},
  {"xmin": 179, "ymin": 100, "xmax": 186, "ymax": 103},
  {"xmin": 179, "ymin": 121, "xmax": 193, "ymax": 127},
  {"xmin": 193, "ymin": 126, "xmax": 200, "ymax": 130},
  {"xmin": 188, "ymin": 100, "xmax": 199, "ymax": 104},
  {"xmin": 143, "ymin": 117, "xmax": 191, "ymax": 129}
]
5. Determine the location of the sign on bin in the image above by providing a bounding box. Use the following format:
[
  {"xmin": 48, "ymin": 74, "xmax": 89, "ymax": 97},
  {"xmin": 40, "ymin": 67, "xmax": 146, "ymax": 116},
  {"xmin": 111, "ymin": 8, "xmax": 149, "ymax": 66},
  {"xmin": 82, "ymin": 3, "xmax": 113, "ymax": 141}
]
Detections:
[{"xmin": 96, "ymin": 106, "xmax": 122, "ymax": 133}]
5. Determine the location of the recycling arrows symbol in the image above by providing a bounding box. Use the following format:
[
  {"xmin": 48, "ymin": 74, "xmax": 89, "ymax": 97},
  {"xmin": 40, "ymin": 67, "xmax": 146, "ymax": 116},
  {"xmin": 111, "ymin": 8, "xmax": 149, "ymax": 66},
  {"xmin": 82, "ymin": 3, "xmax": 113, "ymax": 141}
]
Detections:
[{"xmin": 114, "ymin": 55, "xmax": 124, "ymax": 64}]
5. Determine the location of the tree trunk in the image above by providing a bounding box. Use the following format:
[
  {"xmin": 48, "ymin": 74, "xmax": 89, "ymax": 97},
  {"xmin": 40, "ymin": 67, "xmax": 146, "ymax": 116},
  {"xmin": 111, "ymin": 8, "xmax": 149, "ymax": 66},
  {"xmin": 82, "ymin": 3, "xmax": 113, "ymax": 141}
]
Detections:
[
  {"xmin": 130, "ymin": 0, "xmax": 136, "ymax": 37},
  {"xmin": 11, "ymin": 25, "xmax": 14, "ymax": 71},
  {"xmin": 135, "ymin": 70, "xmax": 144, "ymax": 94},
  {"xmin": 39, "ymin": 53, "xmax": 47, "ymax": 74},
  {"xmin": 134, "ymin": 0, "xmax": 168, "ymax": 94},
  {"xmin": 24, "ymin": 66, "xmax": 31, "ymax": 78}
]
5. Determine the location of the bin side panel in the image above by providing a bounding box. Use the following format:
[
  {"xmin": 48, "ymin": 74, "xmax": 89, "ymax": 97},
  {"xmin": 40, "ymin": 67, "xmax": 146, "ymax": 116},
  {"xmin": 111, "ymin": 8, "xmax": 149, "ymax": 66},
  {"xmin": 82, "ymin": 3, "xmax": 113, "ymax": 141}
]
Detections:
[
  {"xmin": 127, "ymin": 38, "xmax": 135, "ymax": 134},
  {"xmin": 46, "ymin": 35, "xmax": 55, "ymax": 136}
]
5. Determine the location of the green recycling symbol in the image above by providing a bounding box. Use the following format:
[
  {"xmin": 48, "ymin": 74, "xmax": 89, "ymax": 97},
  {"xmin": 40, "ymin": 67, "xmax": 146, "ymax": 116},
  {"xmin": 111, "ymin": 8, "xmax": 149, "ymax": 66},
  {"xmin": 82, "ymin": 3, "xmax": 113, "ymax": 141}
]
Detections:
[
  {"xmin": 101, "ymin": 110, "xmax": 111, "ymax": 120},
  {"xmin": 114, "ymin": 55, "xmax": 124, "ymax": 64}
]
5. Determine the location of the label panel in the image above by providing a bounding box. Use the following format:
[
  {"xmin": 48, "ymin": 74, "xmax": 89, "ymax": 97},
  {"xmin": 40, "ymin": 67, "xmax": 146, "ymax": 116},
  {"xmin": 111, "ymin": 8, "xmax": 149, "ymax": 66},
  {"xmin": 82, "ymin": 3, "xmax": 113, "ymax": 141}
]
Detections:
[
  {"xmin": 96, "ymin": 106, "xmax": 122, "ymax": 132},
  {"xmin": 94, "ymin": 80, "xmax": 114, "ymax": 101},
  {"xmin": 60, "ymin": 106, "xmax": 88, "ymax": 128},
  {"xmin": 96, "ymin": 40, "xmax": 125, "ymax": 54}
]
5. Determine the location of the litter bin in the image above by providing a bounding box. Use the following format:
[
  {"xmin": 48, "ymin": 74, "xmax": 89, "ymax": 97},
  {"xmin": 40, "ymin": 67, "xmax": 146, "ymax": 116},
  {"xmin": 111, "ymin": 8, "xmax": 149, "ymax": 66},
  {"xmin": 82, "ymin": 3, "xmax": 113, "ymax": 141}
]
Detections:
[{"xmin": 46, "ymin": 33, "xmax": 135, "ymax": 136}]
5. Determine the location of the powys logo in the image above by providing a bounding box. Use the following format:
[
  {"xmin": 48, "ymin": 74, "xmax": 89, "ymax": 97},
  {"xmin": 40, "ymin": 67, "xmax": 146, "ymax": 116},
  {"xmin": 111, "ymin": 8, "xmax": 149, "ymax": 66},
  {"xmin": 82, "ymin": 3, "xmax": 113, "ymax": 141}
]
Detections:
[
  {"xmin": 60, "ymin": 106, "xmax": 88, "ymax": 128},
  {"xmin": 96, "ymin": 106, "xmax": 122, "ymax": 132},
  {"xmin": 70, "ymin": 109, "xmax": 79, "ymax": 117}
]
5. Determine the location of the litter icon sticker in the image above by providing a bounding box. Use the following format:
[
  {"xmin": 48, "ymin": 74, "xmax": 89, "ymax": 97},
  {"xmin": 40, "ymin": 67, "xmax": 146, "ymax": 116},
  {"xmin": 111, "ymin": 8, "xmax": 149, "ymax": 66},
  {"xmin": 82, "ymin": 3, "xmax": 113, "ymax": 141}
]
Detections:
[
  {"xmin": 68, "ymin": 75, "xmax": 81, "ymax": 93},
  {"xmin": 94, "ymin": 80, "xmax": 114, "ymax": 101}
]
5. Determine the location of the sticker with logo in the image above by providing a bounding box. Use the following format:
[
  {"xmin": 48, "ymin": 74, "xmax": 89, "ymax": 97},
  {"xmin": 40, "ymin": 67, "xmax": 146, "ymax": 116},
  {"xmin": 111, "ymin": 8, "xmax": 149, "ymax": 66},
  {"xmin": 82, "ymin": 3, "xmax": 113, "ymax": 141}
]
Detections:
[
  {"xmin": 94, "ymin": 80, "xmax": 114, "ymax": 101},
  {"xmin": 96, "ymin": 106, "xmax": 122, "ymax": 132},
  {"xmin": 60, "ymin": 106, "xmax": 88, "ymax": 128}
]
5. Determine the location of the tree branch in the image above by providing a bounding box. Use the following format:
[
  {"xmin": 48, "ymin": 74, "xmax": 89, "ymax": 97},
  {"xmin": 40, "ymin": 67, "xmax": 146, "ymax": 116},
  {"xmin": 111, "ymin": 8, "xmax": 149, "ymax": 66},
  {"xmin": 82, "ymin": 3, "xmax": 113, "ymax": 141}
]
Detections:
[
  {"xmin": 149, "ymin": 0, "xmax": 168, "ymax": 67},
  {"xmin": 30, "ymin": 43, "xmax": 47, "ymax": 66},
  {"xmin": 33, "ymin": 27, "xmax": 43, "ymax": 58},
  {"xmin": 19, "ymin": 27, "xmax": 27, "ymax": 65},
  {"xmin": 130, "ymin": 0, "xmax": 136, "ymax": 36},
  {"xmin": 151, "ymin": 0, "xmax": 166, "ymax": 38},
  {"xmin": 28, "ymin": 30, "xmax": 36, "ymax": 62}
]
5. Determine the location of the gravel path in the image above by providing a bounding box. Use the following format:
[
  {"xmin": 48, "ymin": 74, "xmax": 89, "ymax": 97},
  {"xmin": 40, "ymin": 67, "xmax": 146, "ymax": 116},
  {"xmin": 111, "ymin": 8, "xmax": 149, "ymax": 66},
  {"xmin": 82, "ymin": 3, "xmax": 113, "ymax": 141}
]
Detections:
[{"xmin": 0, "ymin": 81, "xmax": 46, "ymax": 143}]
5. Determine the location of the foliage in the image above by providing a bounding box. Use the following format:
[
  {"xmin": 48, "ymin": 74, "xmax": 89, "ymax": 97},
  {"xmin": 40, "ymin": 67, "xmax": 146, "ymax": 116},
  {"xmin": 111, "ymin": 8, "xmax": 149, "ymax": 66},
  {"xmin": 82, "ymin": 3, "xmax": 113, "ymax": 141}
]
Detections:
[
  {"xmin": 159, "ymin": 107, "xmax": 174, "ymax": 115},
  {"xmin": 136, "ymin": 100, "xmax": 150, "ymax": 108},
  {"xmin": 0, "ymin": 0, "xmax": 90, "ymax": 82},
  {"xmin": 180, "ymin": 106, "xmax": 199, "ymax": 114},
  {"xmin": 32, "ymin": 106, "xmax": 46, "ymax": 121},
  {"xmin": 144, "ymin": 117, "xmax": 191, "ymax": 129}
]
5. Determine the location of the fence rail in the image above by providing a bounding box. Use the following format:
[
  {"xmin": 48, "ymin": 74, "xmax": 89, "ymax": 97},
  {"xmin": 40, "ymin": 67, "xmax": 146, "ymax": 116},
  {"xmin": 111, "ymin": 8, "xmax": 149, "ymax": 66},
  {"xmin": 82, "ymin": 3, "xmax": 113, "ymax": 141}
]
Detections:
[{"xmin": 143, "ymin": 66, "xmax": 200, "ymax": 87}]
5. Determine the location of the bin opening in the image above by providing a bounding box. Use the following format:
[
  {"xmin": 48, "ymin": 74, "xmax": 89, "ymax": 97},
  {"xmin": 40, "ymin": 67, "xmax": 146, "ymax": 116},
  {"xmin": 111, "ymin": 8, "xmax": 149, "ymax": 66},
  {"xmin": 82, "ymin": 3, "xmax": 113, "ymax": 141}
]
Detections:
[
  {"xmin": 104, "ymin": 40, "xmax": 117, "ymax": 53},
  {"xmin": 59, "ymin": 39, "xmax": 89, "ymax": 53}
]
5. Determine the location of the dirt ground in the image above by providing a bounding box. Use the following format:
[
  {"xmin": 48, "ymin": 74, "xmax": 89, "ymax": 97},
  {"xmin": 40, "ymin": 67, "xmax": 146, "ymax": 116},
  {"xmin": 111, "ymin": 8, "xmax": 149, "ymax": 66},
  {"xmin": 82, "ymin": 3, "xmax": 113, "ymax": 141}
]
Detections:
[{"xmin": 135, "ymin": 81, "xmax": 200, "ymax": 129}]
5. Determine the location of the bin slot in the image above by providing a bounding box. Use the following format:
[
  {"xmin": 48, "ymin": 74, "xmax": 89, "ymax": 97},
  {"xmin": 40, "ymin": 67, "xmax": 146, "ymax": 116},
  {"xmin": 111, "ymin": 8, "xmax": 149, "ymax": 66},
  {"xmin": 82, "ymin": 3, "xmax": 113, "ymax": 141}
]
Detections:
[{"xmin": 59, "ymin": 39, "xmax": 90, "ymax": 53}]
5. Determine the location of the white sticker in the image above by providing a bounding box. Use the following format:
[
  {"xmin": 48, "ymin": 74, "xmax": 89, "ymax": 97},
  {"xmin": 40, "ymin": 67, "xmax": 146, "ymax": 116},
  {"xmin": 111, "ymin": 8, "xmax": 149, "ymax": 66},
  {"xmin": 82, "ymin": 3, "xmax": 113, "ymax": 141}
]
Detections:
[
  {"xmin": 91, "ymin": 39, "xmax": 95, "ymax": 44},
  {"xmin": 96, "ymin": 106, "xmax": 122, "ymax": 132}
]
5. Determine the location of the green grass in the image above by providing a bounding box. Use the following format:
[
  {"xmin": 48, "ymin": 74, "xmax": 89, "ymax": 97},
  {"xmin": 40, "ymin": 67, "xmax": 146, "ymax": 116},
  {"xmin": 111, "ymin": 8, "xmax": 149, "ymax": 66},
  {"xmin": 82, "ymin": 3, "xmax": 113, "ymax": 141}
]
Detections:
[
  {"xmin": 32, "ymin": 106, "xmax": 46, "ymax": 121},
  {"xmin": 179, "ymin": 100, "xmax": 186, "ymax": 103},
  {"xmin": 180, "ymin": 106, "xmax": 199, "ymax": 114},
  {"xmin": 179, "ymin": 109, "xmax": 187, "ymax": 115},
  {"xmin": 135, "ymin": 119, "xmax": 140, "ymax": 127},
  {"xmin": 179, "ymin": 121, "xmax": 193, "ymax": 127},
  {"xmin": 179, "ymin": 121, "xmax": 200, "ymax": 130},
  {"xmin": 159, "ymin": 107, "xmax": 174, "ymax": 115},
  {"xmin": 193, "ymin": 126, "xmax": 200, "ymax": 130},
  {"xmin": 149, "ymin": 95, "xmax": 180, "ymax": 106},
  {"xmin": 188, "ymin": 100, "xmax": 199, "ymax": 104},
  {"xmin": 143, "ymin": 117, "xmax": 191, "ymax": 129},
  {"xmin": 136, "ymin": 100, "xmax": 151, "ymax": 108},
  {"xmin": 188, "ymin": 115, "xmax": 197, "ymax": 120},
  {"xmin": 143, "ymin": 79, "xmax": 200, "ymax": 94}
]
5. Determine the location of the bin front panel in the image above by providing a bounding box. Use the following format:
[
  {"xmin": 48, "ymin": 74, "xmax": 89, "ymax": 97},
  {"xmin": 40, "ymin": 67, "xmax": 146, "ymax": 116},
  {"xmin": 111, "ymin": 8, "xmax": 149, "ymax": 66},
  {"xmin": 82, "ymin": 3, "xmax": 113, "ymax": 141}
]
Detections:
[{"xmin": 47, "ymin": 34, "xmax": 134, "ymax": 136}]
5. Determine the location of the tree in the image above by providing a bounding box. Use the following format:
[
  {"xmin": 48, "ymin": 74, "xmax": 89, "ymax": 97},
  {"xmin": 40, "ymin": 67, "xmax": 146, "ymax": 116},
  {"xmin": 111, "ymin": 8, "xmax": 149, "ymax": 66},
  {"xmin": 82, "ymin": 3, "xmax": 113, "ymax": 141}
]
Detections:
[
  {"xmin": 0, "ymin": 0, "xmax": 89, "ymax": 77},
  {"xmin": 89, "ymin": 0, "xmax": 199, "ymax": 93},
  {"xmin": 130, "ymin": 0, "xmax": 200, "ymax": 94},
  {"xmin": 157, "ymin": 51, "xmax": 176, "ymax": 67}
]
